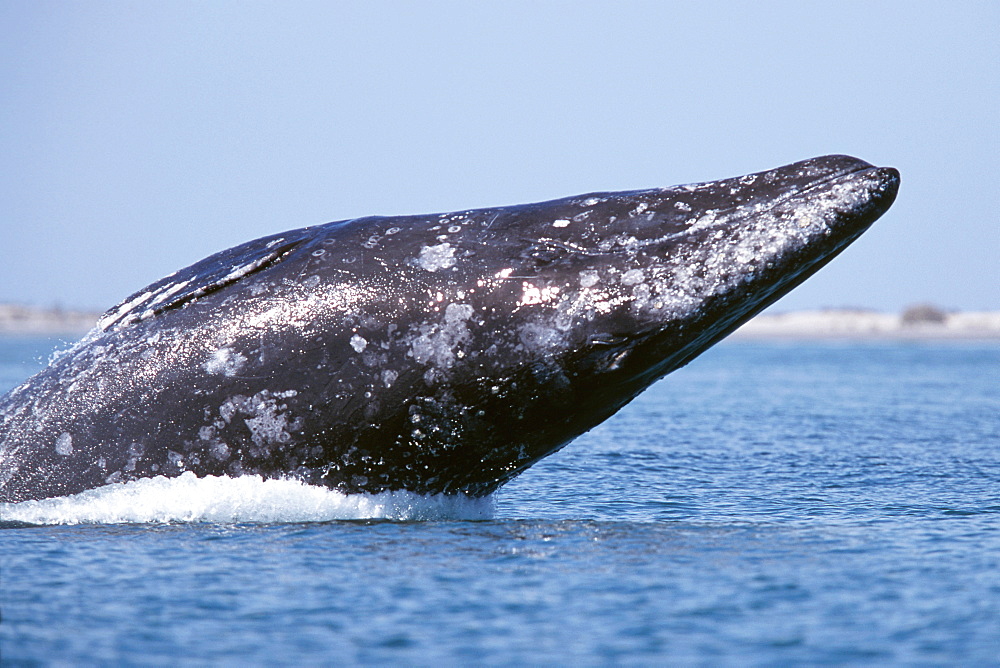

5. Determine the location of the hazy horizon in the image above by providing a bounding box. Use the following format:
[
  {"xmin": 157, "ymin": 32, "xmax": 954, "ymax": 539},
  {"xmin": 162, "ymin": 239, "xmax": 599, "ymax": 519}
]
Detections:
[{"xmin": 2, "ymin": 2, "xmax": 997, "ymax": 312}]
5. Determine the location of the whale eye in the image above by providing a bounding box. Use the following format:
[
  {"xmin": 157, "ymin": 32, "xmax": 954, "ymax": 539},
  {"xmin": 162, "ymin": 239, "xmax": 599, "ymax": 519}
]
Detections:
[{"xmin": 527, "ymin": 247, "xmax": 565, "ymax": 267}]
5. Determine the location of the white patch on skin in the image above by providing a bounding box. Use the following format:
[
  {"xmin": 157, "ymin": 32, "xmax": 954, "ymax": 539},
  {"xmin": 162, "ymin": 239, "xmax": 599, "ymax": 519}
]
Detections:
[
  {"xmin": 350, "ymin": 335, "xmax": 368, "ymax": 353},
  {"xmin": 579, "ymin": 270, "xmax": 600, "ymax": 289},
  {"xmin": 55, "ymin": 432, "xmax": 73, "ymax": 456},
  {"xmin": 417, "ymin": 243, "xmax": 456, "ymax": 272},
  {"xmin": 219, "ymin": 400, "xmax": 237, "ymax": 424},
  {"xmin": 410, "ymin": 334, "xmax": 435, "ymax": 364},
  {"xmin": 210, "ymin": 442, "xmax": 230, "ymax": 461},
  {"xmin": 519, "ymin": 283, "xmax": 560, "ymax": 306},
  {"xmin": 215, "ymin": 389, "xmax": 301, "ymax": 454},
  {"xmin": 518, "ymin": 323, "xmax": 562, "ymax": 351},
  {"xmin": 408, "ymin": 303, "xmax": 475, "ymax": 369},
  {"xmin": 445, "ymin": 302, "xmax": 475, "ymax": 324},
  {"xmin": 204, "ymin": 348, "xmax": 247, "ymax": 376},
  {"xmin": 621, "ymin": 269, "xmax": 644, "ymax": 286},
  {"xmin": 124, "ymin": 442, "xmax": 144, "ymax": 471},
  {"xmin": 245, "ymin": 408, "xmax": 291, "ymax": 446},
  {"xmin": 217, "ymin": 391, "xmax": 300, "ymax": 448}
]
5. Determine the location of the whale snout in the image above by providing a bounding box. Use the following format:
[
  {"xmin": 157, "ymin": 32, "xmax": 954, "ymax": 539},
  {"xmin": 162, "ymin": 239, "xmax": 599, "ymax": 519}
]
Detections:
[
  {"xmin": 821, "ymin": 162, "xmax": 900, "ymax": 241},
  {"xmin": 867, "ymin": 166, "xmax": 901, "ymax": 203},
  {"xmin": 859, "ymin": 166, "xmax": 900, "ymax": 224}
]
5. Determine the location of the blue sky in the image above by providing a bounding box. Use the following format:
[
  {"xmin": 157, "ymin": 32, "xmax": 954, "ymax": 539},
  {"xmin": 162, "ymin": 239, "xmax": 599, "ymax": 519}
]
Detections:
[{"xmin": 1, "ymin": 1, "xmax": 997, "ymax": 312}]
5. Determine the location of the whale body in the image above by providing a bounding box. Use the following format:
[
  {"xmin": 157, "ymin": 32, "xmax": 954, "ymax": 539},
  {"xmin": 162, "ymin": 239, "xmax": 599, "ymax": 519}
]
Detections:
[{"xmin": 0, "ymin": 155, "xmax": 899, "ymax": 503}]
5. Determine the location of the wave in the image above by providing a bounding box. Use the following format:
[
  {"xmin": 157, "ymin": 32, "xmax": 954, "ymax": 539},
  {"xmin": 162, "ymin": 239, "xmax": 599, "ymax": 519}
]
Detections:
[{"xmin": 0, "ymin": 471, "xmax": 495, "ymax": 525}]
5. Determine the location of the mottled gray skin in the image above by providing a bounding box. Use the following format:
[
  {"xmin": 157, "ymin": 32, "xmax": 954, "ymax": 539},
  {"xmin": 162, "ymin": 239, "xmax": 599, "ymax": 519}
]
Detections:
[{"xmin": 0, "ymin": 155, "xmax": 899, "ymax": 503}]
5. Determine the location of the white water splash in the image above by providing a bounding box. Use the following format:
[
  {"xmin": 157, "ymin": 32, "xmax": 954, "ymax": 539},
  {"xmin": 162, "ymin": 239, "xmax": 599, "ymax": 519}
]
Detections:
[{"xmin": 0, "ymin": 472, "xmax": 495, "ymax": 525}]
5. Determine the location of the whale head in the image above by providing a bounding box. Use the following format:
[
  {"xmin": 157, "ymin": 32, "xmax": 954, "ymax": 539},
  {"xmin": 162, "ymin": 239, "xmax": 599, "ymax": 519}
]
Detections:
[
  {"xmin": 472, "ymin": 154, "xmax": 899, "ymax": 385},
  {"xmin": 0, "ymin": 155, "xmax": 898, "ymax": 502}
]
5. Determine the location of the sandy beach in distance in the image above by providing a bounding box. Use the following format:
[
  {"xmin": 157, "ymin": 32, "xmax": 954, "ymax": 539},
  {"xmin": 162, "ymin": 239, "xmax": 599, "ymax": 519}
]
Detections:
[
  {"xmin": 731, "ymin": 308, "xmax": 1000, "ymax": 341},
  {"xmin": 2, "ymin": 302, "xmax": 998, "ymax": 340}
]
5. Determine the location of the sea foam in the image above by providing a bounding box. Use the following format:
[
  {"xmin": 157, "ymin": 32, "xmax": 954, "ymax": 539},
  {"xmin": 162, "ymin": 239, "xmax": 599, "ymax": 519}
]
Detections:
[{"xmin": 0, "ymin": 471, "xmax": 495, "ymax": 525}]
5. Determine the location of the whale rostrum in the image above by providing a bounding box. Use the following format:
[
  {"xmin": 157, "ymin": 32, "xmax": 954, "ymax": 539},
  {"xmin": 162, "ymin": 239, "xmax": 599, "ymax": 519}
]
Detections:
[{"xmin": 0, "ymin": 155, "xmax": 899, "ymax": 502}]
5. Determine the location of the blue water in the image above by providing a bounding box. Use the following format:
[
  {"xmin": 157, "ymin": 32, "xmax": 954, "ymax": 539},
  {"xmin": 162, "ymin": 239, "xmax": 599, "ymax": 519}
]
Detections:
[{"xmin": 2, "ymin": 335, "xmax": 999, "ymax": 665}]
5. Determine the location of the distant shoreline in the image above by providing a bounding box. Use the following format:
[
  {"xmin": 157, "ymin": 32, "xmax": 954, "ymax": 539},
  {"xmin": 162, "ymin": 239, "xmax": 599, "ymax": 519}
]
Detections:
[
  {"xmin": 2, "ymin": 302, "xmax": 999, "ymax": 340},
  {"xmin": 731, "ymin": 308, "xmax": 1000, "ymax": 341},
  {"xmin": 0, "ymin": 304, "xmax": 102, "ymax": 336}
]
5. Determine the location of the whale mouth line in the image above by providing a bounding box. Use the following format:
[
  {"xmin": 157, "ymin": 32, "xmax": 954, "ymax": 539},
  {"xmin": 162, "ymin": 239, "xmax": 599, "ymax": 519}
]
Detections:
[
  {"xmin": 800, "ymin": 164, "xmax": 893, "ymax": 197},
  {"xmin": 520, "ymin": 159, "xmax": 893, "ymax": 261},
  {"xmin": 573, "ymin": 163, "xmax": 895, "ymax": 257}
]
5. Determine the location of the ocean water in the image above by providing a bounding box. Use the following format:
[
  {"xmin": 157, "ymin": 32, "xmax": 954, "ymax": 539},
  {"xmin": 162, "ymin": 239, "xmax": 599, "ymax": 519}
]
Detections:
[{"xmin": 1, "ymin": 335, "xmax": 998, "ymax": 665}]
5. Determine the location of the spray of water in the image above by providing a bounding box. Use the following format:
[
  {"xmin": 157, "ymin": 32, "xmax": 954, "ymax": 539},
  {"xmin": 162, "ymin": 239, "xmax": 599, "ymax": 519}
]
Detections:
[{"xmin": 0, "ymin": 472, "xmax": 495, "ymax": 525}]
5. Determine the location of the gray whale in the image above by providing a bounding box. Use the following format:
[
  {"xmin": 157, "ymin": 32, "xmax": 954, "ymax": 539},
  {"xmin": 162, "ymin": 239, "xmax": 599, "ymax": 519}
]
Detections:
[{"xmin": 0, "ymin": 155, "xmax": 899, "ymax": 502}]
